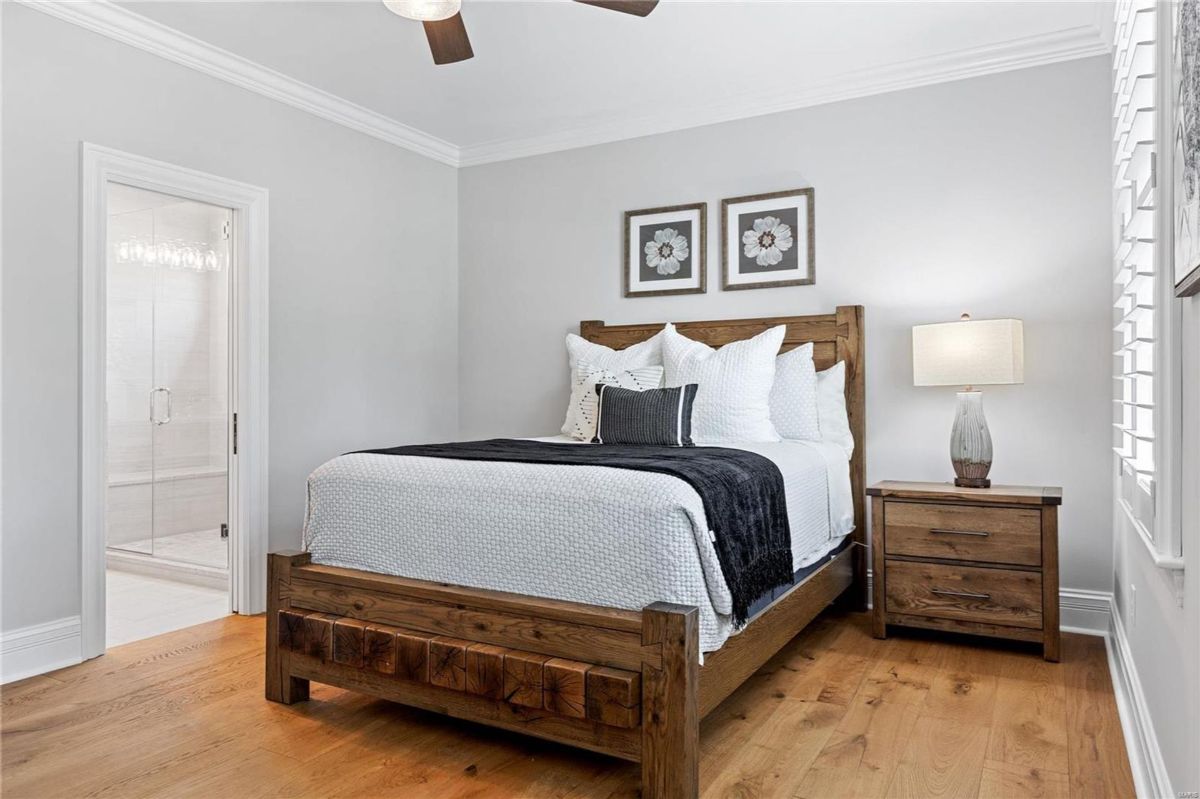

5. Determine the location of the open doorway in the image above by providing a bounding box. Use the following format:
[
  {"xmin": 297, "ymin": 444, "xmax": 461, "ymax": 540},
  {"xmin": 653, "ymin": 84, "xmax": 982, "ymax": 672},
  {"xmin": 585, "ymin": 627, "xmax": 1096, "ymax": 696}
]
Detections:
[
  {"xmin": 81, "ymin": 144, "xmax": 269, "ymax": 658},
  {"xmin": 104, "ymin": 184, "xmax": 233, "ymax": 645}
]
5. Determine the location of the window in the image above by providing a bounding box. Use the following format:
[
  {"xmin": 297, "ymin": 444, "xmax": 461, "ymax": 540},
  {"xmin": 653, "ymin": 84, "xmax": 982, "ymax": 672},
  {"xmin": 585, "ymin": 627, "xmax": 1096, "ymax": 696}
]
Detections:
[{"xmin": 1112, "ymin": 0, "xmax": 1184, "ymax": 571}]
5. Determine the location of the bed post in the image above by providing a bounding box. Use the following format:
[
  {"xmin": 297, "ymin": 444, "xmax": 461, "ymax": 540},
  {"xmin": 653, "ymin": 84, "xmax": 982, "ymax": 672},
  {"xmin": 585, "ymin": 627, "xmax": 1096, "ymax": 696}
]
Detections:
[
  {"xmin": 265, "ymin": 551, "xmax": 311, "ymax": 704},
  {"xmin": 641, "ymin": 602, "xmax": 699, "ymax": 799},
  {"xmin": 835, "ymin": 304, "xmax": 868, "ymax": 611}
]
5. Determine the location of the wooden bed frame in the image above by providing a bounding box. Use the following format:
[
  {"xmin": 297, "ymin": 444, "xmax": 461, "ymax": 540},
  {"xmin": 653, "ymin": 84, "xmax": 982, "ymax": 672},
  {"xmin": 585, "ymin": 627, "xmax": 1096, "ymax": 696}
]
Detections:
[{"xmin": 265, "ymin": 305, "xmax": 866, "ymax": 799}]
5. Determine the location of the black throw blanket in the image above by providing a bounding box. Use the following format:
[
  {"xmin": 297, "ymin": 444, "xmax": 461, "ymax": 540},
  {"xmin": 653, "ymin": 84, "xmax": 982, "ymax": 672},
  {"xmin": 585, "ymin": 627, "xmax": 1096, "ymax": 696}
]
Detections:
[{"xmin": 355, "ymin": 439, "xmax": 793, "ymax": 626}]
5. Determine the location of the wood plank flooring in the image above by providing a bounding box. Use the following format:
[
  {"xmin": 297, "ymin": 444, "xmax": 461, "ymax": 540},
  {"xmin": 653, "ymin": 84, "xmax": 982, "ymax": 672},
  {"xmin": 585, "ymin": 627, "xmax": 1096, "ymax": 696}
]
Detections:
[{"xmin": 0, "ymin": 609, "xmax": 1134, "ymax": 798}]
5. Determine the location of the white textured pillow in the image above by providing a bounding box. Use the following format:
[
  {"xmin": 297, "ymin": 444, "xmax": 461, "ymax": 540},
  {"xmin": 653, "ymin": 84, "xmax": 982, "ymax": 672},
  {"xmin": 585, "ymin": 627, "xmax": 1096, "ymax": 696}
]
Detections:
[
  {"xmin": 565, "ymin": 324, "xmax": 671, "ymax": 373},
  {"xmin": 816, "ymin": 362, "xmax": 854, "ymax": 457},
  {"xmin": 562, "ymin": 364, "xmax": 664, "ymax": 441},
  {"xmin": 562, "ymin": 325, "xmax": 670, "ymax": 437},
  {"xmin": 663, "ymin": 325, "xmax": 784, "ymax": 444},
  {"xmin": 769, "ymin": 343, "xmax": 820, "ymax": 441}
]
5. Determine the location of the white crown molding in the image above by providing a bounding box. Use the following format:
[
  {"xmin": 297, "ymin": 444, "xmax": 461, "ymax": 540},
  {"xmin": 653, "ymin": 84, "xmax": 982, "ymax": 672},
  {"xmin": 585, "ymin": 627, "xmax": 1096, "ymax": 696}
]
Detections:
[
  {"xmin": 457, "ymin": 24, "xmax": 1112, "ymax": 166},
  {"xmin": 18, "ymin": 1, "xmax": 1110, "ymax": 169},
  {"xmin": 16, "ymin": 0, "xmax": 460, "ymax": 167}
]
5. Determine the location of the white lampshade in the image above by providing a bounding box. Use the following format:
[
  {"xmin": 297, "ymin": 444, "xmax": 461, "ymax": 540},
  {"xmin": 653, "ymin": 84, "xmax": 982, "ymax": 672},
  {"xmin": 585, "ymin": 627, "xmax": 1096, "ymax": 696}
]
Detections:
[
  {"xmin": 382, "ymin": 0, "xmax": 460, "ymax": 21},
  {"xmin": 912, "ymin": 316, "xmax": 1024, "ymax": 387}
]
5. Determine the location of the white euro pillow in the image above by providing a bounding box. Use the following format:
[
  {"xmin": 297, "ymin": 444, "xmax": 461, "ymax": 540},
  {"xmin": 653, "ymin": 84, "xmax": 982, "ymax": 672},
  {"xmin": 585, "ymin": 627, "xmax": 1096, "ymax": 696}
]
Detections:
[
  {"xmin": 768, "ymin": 342, "xmax": 820, "ymax": 441},
  {"xmin": 816, "ymin": 361, "xmax": 854, "ymax": 457},
  {"xmin": 562, "ymin": 364, "xmax": 664, "ymax": 441},
  {"xmin": 562, "ymin": 324, "xmax": 671, "ymax": 437},
  {"xmin": 662, "ymin": 324, "xmax": 784, "ymax": 444}
]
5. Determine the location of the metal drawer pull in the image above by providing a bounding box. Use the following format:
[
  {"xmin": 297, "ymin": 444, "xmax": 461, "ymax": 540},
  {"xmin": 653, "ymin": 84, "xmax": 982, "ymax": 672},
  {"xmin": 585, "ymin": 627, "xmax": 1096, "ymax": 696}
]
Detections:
[
  {"xmin": 929, "ymin": 528, "xmax": 990, "ymax": 537},
  {"xmin": 930, "ymin": 587, "xmax": 991, "ymax": 601}
]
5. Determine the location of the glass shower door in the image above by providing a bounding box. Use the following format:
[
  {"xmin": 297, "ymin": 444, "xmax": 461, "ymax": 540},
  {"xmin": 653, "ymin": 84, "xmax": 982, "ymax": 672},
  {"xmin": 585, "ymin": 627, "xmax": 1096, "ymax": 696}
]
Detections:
[{"xmin": 106, "ymin": 184, "xmax": 232, "ymax": 571}]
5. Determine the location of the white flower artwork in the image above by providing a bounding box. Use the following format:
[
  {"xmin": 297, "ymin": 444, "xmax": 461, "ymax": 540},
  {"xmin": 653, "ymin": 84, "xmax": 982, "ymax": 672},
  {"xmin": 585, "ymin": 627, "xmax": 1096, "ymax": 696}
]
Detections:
[
  {"xmin": 644, "ymin": 227, "xmax": 690, "ymax": 275},
  {"xmin": 721, "ymin": 188, "xmax": 814, "ymax": 291},
  {"xmin": 624, "ymin": 202, "xmax": 706, "ymax": 297},
  {"xmin": 741, "ymin": 216, "xmax": 794, "ymax": 267}
]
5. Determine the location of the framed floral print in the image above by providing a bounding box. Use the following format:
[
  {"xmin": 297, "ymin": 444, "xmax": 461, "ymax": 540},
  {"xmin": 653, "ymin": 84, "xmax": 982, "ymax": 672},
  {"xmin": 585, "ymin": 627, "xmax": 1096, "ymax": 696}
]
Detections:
[
  {"xmin": 623, "ymin": 202, "xmax": 707, "ymax": 297},
  {"xmin": 721, "ymin": 188, "xmax": 815, "ymax": 291}
]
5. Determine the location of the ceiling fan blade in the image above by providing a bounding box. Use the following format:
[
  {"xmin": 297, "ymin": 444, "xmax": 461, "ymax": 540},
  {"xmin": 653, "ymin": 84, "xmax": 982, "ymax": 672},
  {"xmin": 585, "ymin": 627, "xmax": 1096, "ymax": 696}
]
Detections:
[
  {"xmin": 574, "ymin": 0, "xmax": 658, "ymax": 17},
  {"xmin": 423, "ymin": 12, "xmax": 473, "ymax": 64}
]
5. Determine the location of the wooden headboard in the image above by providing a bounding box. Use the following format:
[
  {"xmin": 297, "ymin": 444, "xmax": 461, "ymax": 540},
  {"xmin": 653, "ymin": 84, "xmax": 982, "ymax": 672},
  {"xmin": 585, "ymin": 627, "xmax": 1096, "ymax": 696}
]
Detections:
[{"xmin": 580, "ymin": 305, "xmax": 867, "ymax": 607}]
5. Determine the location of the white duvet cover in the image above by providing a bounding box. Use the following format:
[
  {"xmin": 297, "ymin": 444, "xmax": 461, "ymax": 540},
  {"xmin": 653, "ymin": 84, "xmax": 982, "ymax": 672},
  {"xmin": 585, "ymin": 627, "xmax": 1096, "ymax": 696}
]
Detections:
[{"xmin": 303, "ymin": 436, "xmax": 854, "ymax": 653}]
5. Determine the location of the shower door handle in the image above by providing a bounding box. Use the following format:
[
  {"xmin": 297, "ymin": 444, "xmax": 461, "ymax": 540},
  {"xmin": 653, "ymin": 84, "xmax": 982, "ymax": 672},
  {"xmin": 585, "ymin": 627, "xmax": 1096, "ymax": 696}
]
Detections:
[{"xmin": 150, "ymin": 387, "xmax": 172, "ymax": 425}]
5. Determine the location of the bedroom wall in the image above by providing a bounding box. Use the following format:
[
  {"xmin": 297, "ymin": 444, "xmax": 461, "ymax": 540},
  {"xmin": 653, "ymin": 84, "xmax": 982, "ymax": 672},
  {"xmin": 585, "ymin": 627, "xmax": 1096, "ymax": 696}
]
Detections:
[
  {"xmin": 1111, "ymin": 297, "xmax": 1200, "ymax": 794},
  {"xmin": 0, "ymin": 3, "xmax": 459, "ymax": 634},
  {"xmin": 457, "ymin": 56, "xmax": 1114, "ymax": 596}
]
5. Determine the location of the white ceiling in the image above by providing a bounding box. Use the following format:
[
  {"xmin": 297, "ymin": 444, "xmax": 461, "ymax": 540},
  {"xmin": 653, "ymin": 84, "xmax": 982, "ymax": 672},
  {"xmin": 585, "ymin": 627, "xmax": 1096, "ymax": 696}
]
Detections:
[{"xmin": 105, "ymin": 0, "xmax": 1111, "ymax": 162}]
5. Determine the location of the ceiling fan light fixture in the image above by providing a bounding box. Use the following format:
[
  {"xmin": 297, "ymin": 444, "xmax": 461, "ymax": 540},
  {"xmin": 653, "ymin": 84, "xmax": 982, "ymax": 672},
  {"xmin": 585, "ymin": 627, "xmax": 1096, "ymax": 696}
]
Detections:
[{"xmin": 382, "ymin": 0, "xmax": 461, "ymax": 22}]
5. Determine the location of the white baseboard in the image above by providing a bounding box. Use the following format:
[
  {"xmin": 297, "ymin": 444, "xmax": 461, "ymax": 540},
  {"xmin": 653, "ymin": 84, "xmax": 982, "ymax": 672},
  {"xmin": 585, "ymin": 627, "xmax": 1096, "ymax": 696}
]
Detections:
[
  {"xmin": 1059, "ymin": 587, "xmax": 1113, "ymax": 636},
  {"xmin": 1, "ymin": 616, "xmax": 82, "ymax": 684},
  {"xmin": 1106, "ymin": 605, "xmax": 1175, "ymax": 799}
]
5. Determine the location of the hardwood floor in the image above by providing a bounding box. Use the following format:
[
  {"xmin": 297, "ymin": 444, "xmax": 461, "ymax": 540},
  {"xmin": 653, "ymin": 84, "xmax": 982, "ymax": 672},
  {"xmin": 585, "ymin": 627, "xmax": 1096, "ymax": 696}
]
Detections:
[{"xmin": 0, "ymin": 609, "xmax": 1134, "ymax": 798}]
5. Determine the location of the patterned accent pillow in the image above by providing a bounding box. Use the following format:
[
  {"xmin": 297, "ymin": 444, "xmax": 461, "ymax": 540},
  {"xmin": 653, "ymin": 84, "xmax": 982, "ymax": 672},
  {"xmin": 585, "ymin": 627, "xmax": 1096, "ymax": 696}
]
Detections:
[
  {"xmin": 769, "ymin": 342, "xmax": 821, "ymax": 440},
  {"xmin": 593, "ymin": 383, "xmax": 698, "ymax": 447},
  {"xmin": 563, "ymin": 364, "xmax": 664, "ymax": 441},
  {"xmin": 662, "ymin": 324, "xmax": 784, "ymax": 444}
]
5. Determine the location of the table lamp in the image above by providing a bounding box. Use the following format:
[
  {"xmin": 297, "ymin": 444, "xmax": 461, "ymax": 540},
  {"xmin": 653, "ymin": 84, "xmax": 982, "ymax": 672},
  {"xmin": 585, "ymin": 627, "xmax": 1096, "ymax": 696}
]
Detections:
[{"xmin": 912, "ymin": 314, "xmax": 1024, "ymax": 488}]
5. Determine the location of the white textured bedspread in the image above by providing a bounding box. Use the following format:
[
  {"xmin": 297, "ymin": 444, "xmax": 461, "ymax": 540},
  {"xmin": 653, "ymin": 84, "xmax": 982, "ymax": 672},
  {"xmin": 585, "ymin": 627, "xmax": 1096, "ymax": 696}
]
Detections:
[{"xmin": 303, "ymin": 436, "xmax": 854, "ymax": 652}]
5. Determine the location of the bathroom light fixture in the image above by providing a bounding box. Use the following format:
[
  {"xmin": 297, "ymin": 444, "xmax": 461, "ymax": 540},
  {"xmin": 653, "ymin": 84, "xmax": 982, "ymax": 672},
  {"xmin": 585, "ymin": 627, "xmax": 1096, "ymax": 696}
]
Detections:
[{"xmin": 114, "ymin": 236, "xmax": 224, "ymax": 272}]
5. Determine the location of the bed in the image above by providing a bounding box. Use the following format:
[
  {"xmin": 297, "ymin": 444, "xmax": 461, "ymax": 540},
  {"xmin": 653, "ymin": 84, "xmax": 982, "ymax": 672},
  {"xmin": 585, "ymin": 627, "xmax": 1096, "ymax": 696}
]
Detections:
[{"xmin": 265, "ymin": 306, "xmax": 866, "ymax": 799}]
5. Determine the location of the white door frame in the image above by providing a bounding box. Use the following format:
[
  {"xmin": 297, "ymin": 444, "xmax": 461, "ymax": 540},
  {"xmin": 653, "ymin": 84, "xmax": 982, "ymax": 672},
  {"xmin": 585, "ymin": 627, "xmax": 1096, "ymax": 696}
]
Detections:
[{"xmin": 80, "ymin": 143, "xmax": 269, "ymax": 659}]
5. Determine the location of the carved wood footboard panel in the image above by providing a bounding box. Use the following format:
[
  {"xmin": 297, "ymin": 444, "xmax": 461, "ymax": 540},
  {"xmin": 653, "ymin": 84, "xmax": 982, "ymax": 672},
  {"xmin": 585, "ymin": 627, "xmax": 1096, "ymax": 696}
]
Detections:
[
  {"xmin": 266, "ymin": 545, "xmax": 855, "ymax": 799},
  {"xmin": 277, "ymin": 607, "xmax": 644, "ymax": 729}
]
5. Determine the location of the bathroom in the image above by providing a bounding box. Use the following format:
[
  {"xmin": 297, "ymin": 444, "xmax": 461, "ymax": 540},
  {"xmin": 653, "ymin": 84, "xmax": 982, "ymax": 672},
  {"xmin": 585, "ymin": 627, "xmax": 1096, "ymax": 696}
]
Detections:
[{"xmin": 105, "ymin": 184, "xmax": 232, "ymax": 645}]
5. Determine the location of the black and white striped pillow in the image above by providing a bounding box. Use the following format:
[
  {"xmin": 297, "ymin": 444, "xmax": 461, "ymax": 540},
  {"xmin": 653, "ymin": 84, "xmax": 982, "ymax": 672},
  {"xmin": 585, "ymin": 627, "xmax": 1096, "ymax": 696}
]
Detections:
[{"xmin": 592, "ymin": 383, "xmax": 699, "ymax": 447}]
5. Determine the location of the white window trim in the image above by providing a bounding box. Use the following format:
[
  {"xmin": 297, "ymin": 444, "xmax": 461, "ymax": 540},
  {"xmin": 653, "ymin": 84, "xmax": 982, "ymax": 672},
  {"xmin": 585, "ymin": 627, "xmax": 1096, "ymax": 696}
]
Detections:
[
  {"xmin": 1145, "ymin": 1, "xmax": 1185, "ymax": 572},
  {"xmin": 79, "ymin": 143, "xmax": 270, "ymax": 659}
]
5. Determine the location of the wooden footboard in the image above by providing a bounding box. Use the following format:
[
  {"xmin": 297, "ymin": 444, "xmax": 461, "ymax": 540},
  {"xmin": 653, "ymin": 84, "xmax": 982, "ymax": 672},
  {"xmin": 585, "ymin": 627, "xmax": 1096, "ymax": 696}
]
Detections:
[{"xmin": 266, "ymin": 546, "xmax": 854, "ymax": 798}]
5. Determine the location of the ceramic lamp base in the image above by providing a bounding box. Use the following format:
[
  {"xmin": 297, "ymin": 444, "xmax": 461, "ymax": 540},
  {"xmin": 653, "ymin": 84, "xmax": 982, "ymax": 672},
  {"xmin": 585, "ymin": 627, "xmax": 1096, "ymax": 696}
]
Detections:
[
  {"xmin": 950, "ymin": 390, "xmax": 993, "ymax": 489},
  {"xmin": 954, "ymin": 477, "xmax": 992, "ymax": 488}
]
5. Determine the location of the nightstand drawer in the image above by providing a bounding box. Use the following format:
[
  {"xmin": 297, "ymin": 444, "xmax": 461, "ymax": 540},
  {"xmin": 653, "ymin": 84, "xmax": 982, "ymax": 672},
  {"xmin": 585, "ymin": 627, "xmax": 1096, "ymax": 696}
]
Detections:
[
  {"xmin": 884, "ymin": 560, "xmax": 1042, "ymax": 629},
  {"xmin": 883, "ymin": 501, "xmax": 1041, "ymax": 566}
]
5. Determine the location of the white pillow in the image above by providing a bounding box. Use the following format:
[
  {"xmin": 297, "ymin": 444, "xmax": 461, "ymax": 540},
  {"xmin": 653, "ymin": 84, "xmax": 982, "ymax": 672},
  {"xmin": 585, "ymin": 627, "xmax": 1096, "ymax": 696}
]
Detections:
[
  {"xmin": 565, "ymin": 324, "xmax": 671, "ymax": 373},
  {"xmin": 816, "ymin": 361, "xmax": 854, "ymax": 457},
  {"xmin": 562, "ymin": 364, "xmax": 664, "ymax": 441},
  {"xmin": 768, "ymin": 343, "xmax": 820, "ymax": 441},
  {"xmin": 663, "ymin": 325, "xmax": 784, "ymax": 444},
  {"xmin": 562, "ymin": 325, "xmax": 670, "ymax": 436}
]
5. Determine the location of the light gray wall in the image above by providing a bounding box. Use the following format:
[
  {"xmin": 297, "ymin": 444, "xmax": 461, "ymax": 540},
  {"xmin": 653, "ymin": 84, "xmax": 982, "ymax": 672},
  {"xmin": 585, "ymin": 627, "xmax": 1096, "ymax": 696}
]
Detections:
[
  {"xmin": 458, "ymin": 57, "xmax": 1114, "ymax": 595},
  {"xmin": 1112, "ymin": 297, "xmax": 1200, "ymax": 794},
  {"xmin": 0, "ymin": 4, "xmax": 459, "ymax": 632}
]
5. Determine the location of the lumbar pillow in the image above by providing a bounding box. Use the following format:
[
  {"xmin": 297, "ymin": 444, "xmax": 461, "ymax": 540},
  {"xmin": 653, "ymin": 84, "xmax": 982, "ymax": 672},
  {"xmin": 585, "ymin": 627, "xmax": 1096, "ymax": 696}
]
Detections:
[
  {"xmin": 593, "ymin": 383, "xmax": 698, "ymax": 447},
  {"xmin": 816, "ymin": 361, "xmax": 854, "ymax": 457},
  {"xmin": 662, "ymin": 325, "xmax": 784, "ymax": 444},
  {"xmin": 769, "ymin": 342, "xmax": 820, "ymax": 441},
  {"xmin": 562, "ymin": 325, "xmax": 671, "ymax": 434},
  {"xmin": 562, "ymin": 364, "xmax": 664, "ymax": 441}
]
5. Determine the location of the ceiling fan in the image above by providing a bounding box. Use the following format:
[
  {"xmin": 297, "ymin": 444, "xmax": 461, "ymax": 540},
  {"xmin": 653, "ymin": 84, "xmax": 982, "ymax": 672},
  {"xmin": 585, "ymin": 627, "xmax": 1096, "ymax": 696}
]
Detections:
[{"xmin": 382, "ymin": 0, "xmax": 659, "ymax": 65}]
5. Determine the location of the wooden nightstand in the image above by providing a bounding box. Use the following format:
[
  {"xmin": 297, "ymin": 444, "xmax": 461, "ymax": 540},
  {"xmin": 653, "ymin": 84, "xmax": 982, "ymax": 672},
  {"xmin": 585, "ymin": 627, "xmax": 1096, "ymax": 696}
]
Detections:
[{"xmin": 867, "ymin": 481, "xmax": 1062, "ymax": 661}]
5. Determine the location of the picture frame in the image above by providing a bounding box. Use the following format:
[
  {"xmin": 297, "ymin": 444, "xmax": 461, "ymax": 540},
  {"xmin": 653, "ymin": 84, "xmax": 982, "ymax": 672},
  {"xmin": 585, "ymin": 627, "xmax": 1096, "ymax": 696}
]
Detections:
[
  {"xmin": 1174, "ymin": 0, "xmax": 1200, "ymax": 297},
  {"xmin": 623, "ymin": 202, "xmax": 707, "ymax": 297},
  {"xmin": 721, "ymin": 188, "xmax": 815, "ymax": 291}
]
